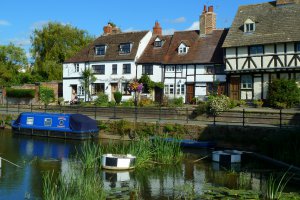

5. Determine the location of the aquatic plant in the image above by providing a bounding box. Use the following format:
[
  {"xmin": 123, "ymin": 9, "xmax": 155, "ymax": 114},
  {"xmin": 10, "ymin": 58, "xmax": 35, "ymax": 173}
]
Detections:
[
  {"xmin": 75, "ymin": 142, "xmax": 102, "ymax": 168},
  {"xmin": 265, "ymin": 169, "xmax": 293, "ymax": 200}
]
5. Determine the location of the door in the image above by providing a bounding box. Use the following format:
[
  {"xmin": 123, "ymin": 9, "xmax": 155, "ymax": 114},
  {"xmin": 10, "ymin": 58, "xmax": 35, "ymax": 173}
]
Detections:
[
  {"xmin": 217, "ymin": 83, "xmax": 226, "ymax": 95},
  {"xmin": 111, "ymin": 83, "xmax": 118, "ymax": 101},
  {"xmin": 230, "ymin": 77, "xmax": 240, "ymax": 100},
  {"xmin": 70, "ymin": 84, "xmax": 77, "ymax": 101},
  {"xmin": 154, "ymin": 87, "xmax": 163, "ymax": 103},
  {"xmin": 253, "ymin": 76, "xmax": 262, "ymax": 99},
  {"xmin": 186, "ymin": 84, "xmax": 195, "ymax": 104}
]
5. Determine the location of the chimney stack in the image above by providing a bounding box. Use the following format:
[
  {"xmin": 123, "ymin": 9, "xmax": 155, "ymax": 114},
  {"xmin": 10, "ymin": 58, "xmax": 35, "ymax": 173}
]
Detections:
[
  {"xmin": 103, "ymin": 23, "xmax": 112, "ymax": 35},
  {"xmin": 199, "ymin": 5, "xmax": 216, "ymax": 36},
  {"xmin": 276, "ymin": 0, "xmax": 295, "ymax": 5},
  {"xmin": 153, "ymin": 21, "xmax": 162, "ymax": 36}
]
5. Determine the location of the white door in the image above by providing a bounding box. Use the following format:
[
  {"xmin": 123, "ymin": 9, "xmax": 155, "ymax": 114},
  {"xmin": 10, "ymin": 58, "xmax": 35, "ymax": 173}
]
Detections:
[{"xmin": 253, "ymin": 77, "xmax": 262, "ymax": 99}]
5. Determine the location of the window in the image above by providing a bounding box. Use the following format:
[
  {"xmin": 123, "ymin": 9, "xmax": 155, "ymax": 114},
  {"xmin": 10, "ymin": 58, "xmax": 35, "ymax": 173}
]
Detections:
[
  {"xmin": 122, "ymin": 82, "xmax": 131, "ymax": 95},
  {"xmin": 244, "ymin": 19, "xmax": 255, "ymax": 33},
  {"xmin": 297, "ymin": 43, "xmax": 300, "ymax": 52},
  {"xmin": 44, "ymin": 118, "xmax": 52, "ymax": 126},
  {"xmin": 95, "ymin": 45, "xmax": 106, "ymax": 55},
  {"xmin": 92, "ymin": 65, "xmax": 105, "ymax": 74},
  {"xmin": 250, "ymin": 45, "xmax": 263, "ymax": 55},
  {"xmin": 119, "ymin": 43, "xmax": 131, "ymax": 54},
  {"xmin": 26, "ymin": 117, "xmax": 34, "ymax": 125},
  {"xmin": 75, "ymin": 63, "xmax": 79, "ymax": 72},
  {"xmin": 206, "ymin": 66, "xmax": 214, "ymax": 74},
  {"xmin": 154, "ymin": 41, "xmax": 162, "ymax": 47},
  {"xmin": 181, "ymin": 84, "xmax": 185, "ymax": 95},
  {"xmin": 164, "ymin": 84, "xmax": 174, "ymax": 95},
  {"xmin": 179, "ymin": 46, "xmax": 188, "ymax": 54},
  {"xmin": 123, "ymin": 64, "xmax": 131, "ymax": 74},
  {"xmin": 241, "ymin": 75, "xmax": 252, "ymax": 89},
  {"xmin": 142, "ymin": 65, "xmax": 153, "ymax": 75},
  {"xmin": 166, "ymin": 66, "xmax": 175, "ymax": 72},
  {"xmin": 78, "ymin": 86, "xmax": 84, "ymax": 96},
  {"xmin": 176, "ymin": 65, "xmax": 183, "ymax": 72},
  {"xmin": 112, "ymin": 64, "xmax": 117, "ymax": 75},
  {"xmin": 91, "ymin": 83, "xmax": 105, "ymax": 95},
  {"xmin": 176, "ymin": 84, "xmax": 185, "ymax": 95}
]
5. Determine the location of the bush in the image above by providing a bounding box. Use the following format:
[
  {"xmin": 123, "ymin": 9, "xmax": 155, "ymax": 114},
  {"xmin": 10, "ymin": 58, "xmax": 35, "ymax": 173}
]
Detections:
[
  {"xmin": 164, "ymin": 124, "xmax": 174, "ymax": 133},
  {"xmin": 229, "ymin": 100, "xmax": 238, "ymax": 108},
  {"xmin": 122, "ymin": 99, "xmax": 134, "ymax": 107},
  {"xmin": 94, "ymin": 92, "xmax": 108, "ymax": 106},
  {"xmin": 172, "ymin": 97, "xmax": 184, "ymax": 107},
  {"xmin": 138, "ymin": 98, "xmax": 153, "ymax": 107},
  {"xmin": 238, "ymin": 100, "xmax": 247, "ymax": 107},
  {"xmin": 6, "ymin": 88, "xmax": 35, "ymax": 98},
  {"xmin": 253, "ymin": 99, "xmax": 264, "ymax": 107},
  {"xmin": 191, "ymin": 101, "xmax": 208, "ymax": 119},
  {"xmin": 113, "ymin": 91, "xmax": 122, "ymax": 105},
  {"xmin": 207, "ymin": 95, "xmax": 230, "ymax": 115},
  {"xmin": 39, "ymin": 87, "xmax": 55, "ymax": 105},
  {"xmin": 268, "ymin": 79, "xmax": 300, "ymax": 108}
]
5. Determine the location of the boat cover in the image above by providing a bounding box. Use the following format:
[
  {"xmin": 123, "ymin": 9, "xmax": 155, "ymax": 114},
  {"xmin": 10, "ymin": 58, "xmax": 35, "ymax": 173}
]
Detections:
[{"xmin": 69, "ymin": 114, "xmax": 98, "ymax": 131}]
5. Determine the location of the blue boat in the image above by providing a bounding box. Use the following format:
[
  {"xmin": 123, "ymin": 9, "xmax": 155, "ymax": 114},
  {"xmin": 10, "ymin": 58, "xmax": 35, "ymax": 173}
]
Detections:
[
  {"xmin": 151, "ymin": 137, "xmax": 215, "ymax": 148},
  {"xmin": 12, "ymin": 112, "xmax": 99, "ymax": 140}
]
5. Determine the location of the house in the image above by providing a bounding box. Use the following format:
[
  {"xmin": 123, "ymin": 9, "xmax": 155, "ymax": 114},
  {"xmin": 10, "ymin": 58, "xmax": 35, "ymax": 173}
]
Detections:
[
  {"xmin": 137, "ymin": 6, "xmax": 228, "ymax": 103},
  {"xmin": 63, "ymin": 23, "xmax": 152, "ymax": 102},
  {"xmin": 223, "ymin": 0, "xmax": 300, "ymax": 100}
]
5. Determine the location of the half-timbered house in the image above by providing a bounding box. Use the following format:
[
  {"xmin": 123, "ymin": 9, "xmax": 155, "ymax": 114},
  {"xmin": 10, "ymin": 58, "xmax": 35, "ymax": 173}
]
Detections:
[{"xmin": 223, "ymin": 0, "xmax": 300, "ymax": 100}]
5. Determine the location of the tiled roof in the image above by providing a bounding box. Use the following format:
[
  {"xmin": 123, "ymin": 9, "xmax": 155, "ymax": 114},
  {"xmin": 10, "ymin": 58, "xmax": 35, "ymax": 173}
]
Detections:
[
  {"xmin": 223, "ymin": 1, "xmax": 300, "ymax": 48},
  {"xmin": 137, "ymin": 35, "xmax": 172, "ymax": 64},
  {"xmin": 164, "ymin": 30, "xmax": 228, "ymax": 64},
  {"xmin": 65, "ymin": 31, "xmax": 149, "ymax": 63}
]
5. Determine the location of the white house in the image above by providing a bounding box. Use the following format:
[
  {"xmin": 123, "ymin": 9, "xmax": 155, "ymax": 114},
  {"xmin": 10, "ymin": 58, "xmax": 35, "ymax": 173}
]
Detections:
[
  {"xmin": 137, "ymin": 6, "xmax": 227, "ymax": 103},
  {"xmin": 223, "ymin": 0, "xmax": 300, "ymax": 100},
  {"xmin": 63, "ymin": 23, "xmax": 152, "ymax": 102}
]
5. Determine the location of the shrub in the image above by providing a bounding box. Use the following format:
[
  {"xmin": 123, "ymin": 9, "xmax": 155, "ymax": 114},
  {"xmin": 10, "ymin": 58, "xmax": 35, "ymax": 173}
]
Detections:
[
  {"xmin": 238, "ymin": 100, "xmax": 247, "ymax": 107},
  {"xmin": 229, "ymin": 100, "xmax": 238, "ymax": 109},
  {"xmin": 191, "ymin": 101, "xmax": 208, "ymax": 118},
  {"xmin": 138, "ymin": 98, "xmax": 153, "ymax": 107},
  {"xmin": 164, "ymin": 124, "xmax": 174, "ymax": 133},
  {"xmin": 113, "ymin": 91, "xmax": 122, "ymax": 105},
  {"xmin": 39, "ymin": 87, "xmax": 55, "ymax": 105},
  {"xmin": 122, "ymin": 99, "xmax": 134, "ymax": 107},
  {"xmin": 207, "ymin": 95, "xmax": 230, "ymax": 115},
  {"xmin": 94, "ymin": 92, "xmax": 108, "ymax": 106},
  {"xmin": 253, "ymin": 99, "xmax": 264, "ymax": 107},
  {"xmin": 267, "ymin": 79, "xmax": 300, "ymax": 108},
  {"xmin": 172, "ymin": 97, "xmax": 184, "ymax": 107},
  {"xmin": 6, "ymin": 88, "xmax": 35, "ymax": 98}
]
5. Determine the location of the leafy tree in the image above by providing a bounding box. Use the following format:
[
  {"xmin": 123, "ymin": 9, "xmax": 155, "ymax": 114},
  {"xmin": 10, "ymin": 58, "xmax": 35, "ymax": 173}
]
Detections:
[
  {"xmin": 30, "ymin": 22, "xmax": 94, "ymax": 81},
  {"xmin": 267, "ymin": 79, "xmax": 300, "ymax": 108},
  {"xmin": 39, "ymin": 86, "xmax": 55, "ymax": 106},
  {"xmin": 80, "ymin": 68, "xmax": 96, "ymax": 102},
  {"xmin": 0, "ymin": 43, "xmax": 28, "ymax": 86}
]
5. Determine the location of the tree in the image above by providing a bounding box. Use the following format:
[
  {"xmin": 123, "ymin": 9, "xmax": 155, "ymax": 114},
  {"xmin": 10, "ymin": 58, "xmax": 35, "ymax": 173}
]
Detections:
[
  {"xmin": 80, "ymin": 68, "xmax": 96, "ymax": 102},
  {"xmin": 0, "ymin": 43, "xmax": 28, "ymax": 86},
  {"xmin": 30, "ymin": 22, "xmax": 94, "ymax": 81}
]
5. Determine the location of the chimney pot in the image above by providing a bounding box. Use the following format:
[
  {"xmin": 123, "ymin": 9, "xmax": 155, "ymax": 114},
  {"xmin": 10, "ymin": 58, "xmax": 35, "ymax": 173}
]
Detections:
[
  {"xmin": 208, "ymin": 6, "xmax": 213, "ymax": 12},
  {"xmin": 202, "ymin": 5, "xmax": 207, "ymax": 14},
  {"xmin": 153, "ymin": 21, "xmax": 162, "ymax": 36},
  {"xmin": 103, "ymin": 23, "xmax": 113, "ymax": 35}
]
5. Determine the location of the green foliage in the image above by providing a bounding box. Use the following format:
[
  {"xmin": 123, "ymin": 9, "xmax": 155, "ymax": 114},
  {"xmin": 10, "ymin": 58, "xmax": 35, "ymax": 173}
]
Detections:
[
  {"xmin": 39, "ymin": 86, "xmax": 55, "ymax": 105},
  {"xmin": 253, "ymin": 99, "xmax": 264, "ymax": 107},
  {"xmin": 58, "ymin": 97, "xmax": 64, "ymax": 105},
  {"xmin": 0, "ymin": 43, "xmax": 28, "ymax": 86},
  {"xmin": 108, "ymin": 120, "xmax": 131, "ymax": 137},
  {"xmin": 122, "ymin": 99, "xmax": 134, "ymax": 107},
  {"xmin": 138, "ymin": 98, "xmax": 153, "ymax": 107},
  {"xmin": 191, "ymin": 101, "xmax": 208, "ymax": 118},
  {"xmin": 6, "ymin": 88, "xmax": 35, "ymax": 98},
  {"xmin": 94, "ymin": 92, "xmax": 108, "ymax": 106},
  {"xmin": 268, "ymin": 79, "xmax": 300, "ymax": 108},
  {"xmin": 113, "ymin": 91, "xmax": 122, "ymax": 104},
  {"xmin": 207, "ymin": 95, "xmax": 230, "ymax": 115},
  {"xmin": 80, "ymin": 68, "xmax": 96, "ymax": 102},
  {"xmin": 229, "ymin": 99, "xmax": 238, "ymax": 108},
  {"xmin": 139, "ymin": 74, "xmax": 164, "ymax": 91},
  {"xmin": 172, "ymin": 97, "xmax": 184, "ymax": 107},
  {"xmin": 238, "ymin": 100, "xmax": 247, "ymax": 107},
  {"xmin": 30, "ymin": 22, "xmax": 94, "ymax": 81}
]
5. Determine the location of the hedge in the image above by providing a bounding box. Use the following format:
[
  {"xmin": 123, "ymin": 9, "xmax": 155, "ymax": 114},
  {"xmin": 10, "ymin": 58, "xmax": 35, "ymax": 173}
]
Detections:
[{"xmin": 6, "ymin": 88, "xmax": 35, "ymax": 98}]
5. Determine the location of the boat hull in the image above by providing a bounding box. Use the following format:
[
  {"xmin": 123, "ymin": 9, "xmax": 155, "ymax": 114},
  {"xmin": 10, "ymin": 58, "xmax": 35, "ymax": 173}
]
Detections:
[{"xmin": 12, "ymin": 126, "xmax": 99, "ymax": 140}]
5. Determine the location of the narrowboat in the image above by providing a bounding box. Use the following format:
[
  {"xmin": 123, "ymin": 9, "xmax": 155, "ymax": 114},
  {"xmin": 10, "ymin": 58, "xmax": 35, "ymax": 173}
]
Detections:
[{"xmin": 11, "ymin": 112, "xmax": 99, "ymax": 140}]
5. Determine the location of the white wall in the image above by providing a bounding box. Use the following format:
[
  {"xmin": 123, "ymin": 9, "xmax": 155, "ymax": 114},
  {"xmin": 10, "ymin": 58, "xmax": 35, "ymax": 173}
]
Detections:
[{"xmin": 135, "ymin": 31, "xmax": 152, "ymax": 60}]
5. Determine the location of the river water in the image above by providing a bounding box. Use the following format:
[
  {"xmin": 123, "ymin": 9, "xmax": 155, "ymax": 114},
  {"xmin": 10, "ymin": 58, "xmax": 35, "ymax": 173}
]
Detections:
[{"xmin": 0, "ymin": 129, "xmax": 298, "ymax": 199}]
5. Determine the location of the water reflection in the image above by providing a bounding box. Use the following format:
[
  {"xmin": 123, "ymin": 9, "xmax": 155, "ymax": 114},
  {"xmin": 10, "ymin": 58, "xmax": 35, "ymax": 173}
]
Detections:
[{"xmin": 0, "ymin": 129, "xmax": 298, "ymax": 199}]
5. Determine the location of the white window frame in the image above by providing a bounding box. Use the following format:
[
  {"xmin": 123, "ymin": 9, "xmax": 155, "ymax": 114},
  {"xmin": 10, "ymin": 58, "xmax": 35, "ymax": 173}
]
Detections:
[
  {"xmin": 241, "ymin": 75, "xmax": 252, "ymax": 89},
  {"xmin": 75, "ymin": 63, "xmax": 79, "ymax": 72},
  {"xmin": 244, "ymin": 19, "xmax": 255, "ymax": 33},
  {"xmin": 166, "ymin": 66, "xmax": 175, "ymax": 72},
  {"xmin": 78, "ymin": 86, "xmax": 84, "ymax": 96},
  {"xmin": 95, "ymin": 45, "xmax": 106, "ymax": 56}
]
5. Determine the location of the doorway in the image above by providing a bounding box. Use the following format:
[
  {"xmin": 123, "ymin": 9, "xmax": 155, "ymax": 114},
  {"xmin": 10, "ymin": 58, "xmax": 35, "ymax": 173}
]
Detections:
[
  {"xmin": 229, "ymin": 77, "xmax": 240, "ymax": 100},
  {"xmin": 111, "ymin": 83, "xmax": 118, "ymax": 101},
  {"xmin": 186, "ymin": 84, "xmax": 195, "ymax": 104}
]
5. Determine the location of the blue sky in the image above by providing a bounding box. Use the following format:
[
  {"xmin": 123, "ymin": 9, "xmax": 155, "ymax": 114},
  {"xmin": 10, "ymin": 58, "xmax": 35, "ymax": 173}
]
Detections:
[{"xmin": 0, "ymin": 0, "xmax": 268, "ymax": 59}]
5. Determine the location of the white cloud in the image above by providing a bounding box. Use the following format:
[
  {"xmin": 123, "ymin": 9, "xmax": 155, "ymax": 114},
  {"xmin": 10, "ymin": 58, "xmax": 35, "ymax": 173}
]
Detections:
[
  {"xmin": 30, "ymin": 20, "xmax": 49, "ymax": 30},
  {"xmin": 9, "ymin": 38, "xmax": 31, "ymax": 46},
  {"xmin": 167, "ymin": 17, "xmax": 186, "ymax": 24},
  {"xmin": 186, "ymin": 21, "xmax": 199, "ymax": 30},
  {"xmin": 0, "ymin": 20, "xmax": 10, "ymax": 26},
  {"xmin": 163, "ymin": 28, "xmax": 176, "ymax": 35}
]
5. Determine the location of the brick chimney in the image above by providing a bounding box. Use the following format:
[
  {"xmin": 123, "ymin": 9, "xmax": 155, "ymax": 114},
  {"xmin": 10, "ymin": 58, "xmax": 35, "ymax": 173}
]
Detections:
[
  {"xmin": 276, "ymin": 0, "xmax": 295, "ymax": 5},
  {"xmin": 153, "ymin": 21, "xmax": 162, "ymax": 36},
  {"xmin": 199, "ymin": 5, "xmax": 216, "ymax": 36},
  {"xmin": 103, "ymin": 23, "xmax": 113, "ymax": 35}
]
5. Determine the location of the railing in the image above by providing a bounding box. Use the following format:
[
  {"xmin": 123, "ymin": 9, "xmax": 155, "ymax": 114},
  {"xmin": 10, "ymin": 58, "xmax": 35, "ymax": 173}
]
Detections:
[{"xmin": 1, "ymin": 103, "xmax": 300, "ymax": 128}]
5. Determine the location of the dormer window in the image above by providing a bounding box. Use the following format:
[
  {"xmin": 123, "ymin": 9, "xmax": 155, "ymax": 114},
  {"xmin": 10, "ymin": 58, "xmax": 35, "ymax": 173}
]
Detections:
[
  {"xmin": 244, "ymin": 19, "xmax": 255, "ymax": 33},
  {"xmin": 154, "ymin": 37, "xmax": 163, "ymax": 47},
  {"xmin": 95, "ymin": 45, "xmax": 106, "ymax": 56},
  {"xmin": 119, "ymin": 43, "xmax": 131, "ymax": 54},
  {"xmin": 178, "ymin": 43, "xmax": 189, "ymax": 55}
]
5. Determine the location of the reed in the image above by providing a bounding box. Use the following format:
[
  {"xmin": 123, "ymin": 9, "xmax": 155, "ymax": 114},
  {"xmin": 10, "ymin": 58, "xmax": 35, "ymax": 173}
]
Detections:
[
  {"xmin": 75, "ymin": 142, "xmax": 102, "ymax": 168},
  {"xmin": 265, "ymin": 169, "xmax": 293, "ymax": 200}
]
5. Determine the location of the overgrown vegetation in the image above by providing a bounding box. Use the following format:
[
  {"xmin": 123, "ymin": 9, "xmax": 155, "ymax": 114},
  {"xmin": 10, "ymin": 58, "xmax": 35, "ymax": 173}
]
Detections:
[
  {"xmin": 6, "ymin": 88, "xmax": 35, "ymax": 98},
  {"xmin": 39, "ymin": 86, "xmax": 55, "ymax": 105},
  {"xmin": 267, "ymin": 79, "xmax": 300, "ymax": 108},
  {"xmin": 94, "ymin": 92, "xmax": 109, "ymax": 106}
]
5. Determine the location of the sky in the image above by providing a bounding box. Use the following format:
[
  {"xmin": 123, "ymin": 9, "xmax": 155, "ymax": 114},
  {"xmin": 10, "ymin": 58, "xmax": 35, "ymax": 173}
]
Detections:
[{"xmin": 0, "ymin": 0, "xmax": 269, "ymax": 60}]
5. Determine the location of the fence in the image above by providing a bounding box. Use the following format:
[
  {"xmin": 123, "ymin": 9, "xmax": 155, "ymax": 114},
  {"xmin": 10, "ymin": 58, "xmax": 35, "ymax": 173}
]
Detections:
[{"xmin": 1, "ymin": 103, "xmax": 300, "ymax": 128}]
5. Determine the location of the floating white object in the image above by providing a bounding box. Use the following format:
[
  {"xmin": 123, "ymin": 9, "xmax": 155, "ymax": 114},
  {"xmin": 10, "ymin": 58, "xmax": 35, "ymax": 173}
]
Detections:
[
  {"xmin": 101, "ymin": 154, "xmax": 136, "ymax": 170},
  {"xmin": 212, "ymin": 150, "xmax": 243, "ymax": 163}
]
